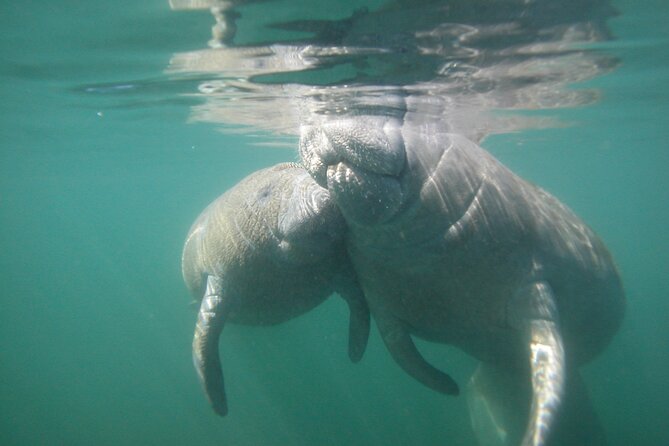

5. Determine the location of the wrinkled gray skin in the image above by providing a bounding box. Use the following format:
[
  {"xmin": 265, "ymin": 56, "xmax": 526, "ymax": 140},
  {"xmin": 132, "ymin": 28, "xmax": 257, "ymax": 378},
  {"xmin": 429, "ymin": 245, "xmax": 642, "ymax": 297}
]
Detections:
[
  {"xmin": 182, "ymin": 163, "xmax": 370, "ymax": 416},
  {"xmin": 299, "ymin": 114, "xmax": 624, "ymax": 446}
]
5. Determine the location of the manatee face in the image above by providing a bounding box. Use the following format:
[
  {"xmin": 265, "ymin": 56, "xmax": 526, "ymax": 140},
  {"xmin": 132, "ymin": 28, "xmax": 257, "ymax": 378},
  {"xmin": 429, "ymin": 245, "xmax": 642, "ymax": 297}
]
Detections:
[
  {"xmin": 274, "ymin": 167, "xmax": 347, "ymax": 264},
  {"xmin": 299, "ymin": 115, "xmax": 494, "ymax": 235},
  {"xmin": 300, "ymin": 116, "xmax": 407, "ymax": 225}
]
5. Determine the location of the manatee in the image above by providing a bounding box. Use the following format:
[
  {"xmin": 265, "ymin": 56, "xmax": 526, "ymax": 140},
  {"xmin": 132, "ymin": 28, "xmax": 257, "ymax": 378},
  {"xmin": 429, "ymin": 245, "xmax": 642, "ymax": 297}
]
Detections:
[
  {"xmin": 299, "ymin": 114, "xmax": 624, "ymax": 445},
  {"xmin": 182, "ymin": 163, "xmax": 370, "ymax": 416}
]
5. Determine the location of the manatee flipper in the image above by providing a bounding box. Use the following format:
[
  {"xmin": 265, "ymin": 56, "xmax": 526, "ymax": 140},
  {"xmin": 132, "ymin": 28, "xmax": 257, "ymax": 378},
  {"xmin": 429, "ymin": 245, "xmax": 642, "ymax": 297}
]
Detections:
[
  {"xmin": 467, "ymin": 363, "xmax": 607, "ymax": 446},
  {"xmin": 508, "ymin": 281, "xmax": 566, "ymax": 446},
  {"xmin": 192, "ymin": 275, "xmax": 231, "ymax": 416},
  {"xmin": 336, "ymin": 274, "xmax": 370, "ymax": 363},
  {"xmin": 466, "ymin": 362, "xmax": 530, "ymax": 446},
  {"xmin": 375, "ymin": 312, "xmax": 459, "ymax": 395},
  {"xmin": 551, "ymin": 369, "xmax": 607, "ymax": 445}
]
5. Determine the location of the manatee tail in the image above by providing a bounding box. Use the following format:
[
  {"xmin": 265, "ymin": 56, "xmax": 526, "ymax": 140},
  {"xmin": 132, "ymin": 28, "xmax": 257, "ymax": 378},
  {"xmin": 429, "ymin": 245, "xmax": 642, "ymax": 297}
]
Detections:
[
  {"xmin": 523, "ymin": 313, "xmax": 565, "ymax": 445},
  {"xmin": 466, "ymin": 362, "xmax": 531, "ymax": 446},
  {"xmin": 192, "ymin": 275, "xmax": 230, "ymax": 416},
  {"xmin": 552, "ymin": 371, "xmax": 607, "ymax": 445},
  {"xmin": 466, "ymin": 350, "xmax": 568, "ymax": 446},
  {"xmin": 466, "ymin": 363, "xmax": 607, "ymax": 446},
  {"xmin": 475, "ymin": 280, "xmax": 607, "ymax": 446}
]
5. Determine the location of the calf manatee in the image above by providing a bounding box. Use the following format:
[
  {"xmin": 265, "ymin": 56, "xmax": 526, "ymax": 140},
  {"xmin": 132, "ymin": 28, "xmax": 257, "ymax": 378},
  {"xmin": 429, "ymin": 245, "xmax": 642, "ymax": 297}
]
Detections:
[
  {"xmin": 182, "ymin": 163, "xmax": 370, "ymax": 416},
  {"xmin": 299, "ymin": 114, "xmax": 624, "ymax": 445}
]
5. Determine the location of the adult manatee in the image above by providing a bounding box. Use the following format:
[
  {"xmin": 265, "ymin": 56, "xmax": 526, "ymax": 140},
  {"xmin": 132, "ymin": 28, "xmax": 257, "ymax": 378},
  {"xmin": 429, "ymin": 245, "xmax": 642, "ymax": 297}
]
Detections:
[
  {"xmin": 182, "ymin": 163, "xmax": 370, "ymax": 416},
  {"xmin": 299, "ymin": 114, "xmax": 624, "ymax": 445}
]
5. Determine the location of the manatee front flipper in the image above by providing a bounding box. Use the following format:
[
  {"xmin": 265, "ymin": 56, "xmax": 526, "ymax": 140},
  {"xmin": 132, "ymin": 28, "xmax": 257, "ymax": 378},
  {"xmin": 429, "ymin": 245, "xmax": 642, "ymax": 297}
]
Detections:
[
  {"xmin": 508, "ymin": 281, "xmax": 565, "ymax": 446},
  {"xmin": 375, "ymin": 312, "xmax": 459, "ymax": 395},
  {"xmin": 192, "ymin": 275, "xmax": 232, "ymax": 416},
  {"xmin": 336, "ymin": 273, "xmax": 370, "ymax": 363}
]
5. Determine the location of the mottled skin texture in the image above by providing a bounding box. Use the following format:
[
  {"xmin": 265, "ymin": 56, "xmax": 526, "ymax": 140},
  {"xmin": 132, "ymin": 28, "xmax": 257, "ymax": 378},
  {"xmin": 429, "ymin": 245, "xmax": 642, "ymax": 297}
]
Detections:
[
  {"xmin": 182, "ymin": 163, "xmax": 369, "ymax": 416},
  {"xmin": 299, "ymin": 114, "xmax": 624, "ymax": 445}
]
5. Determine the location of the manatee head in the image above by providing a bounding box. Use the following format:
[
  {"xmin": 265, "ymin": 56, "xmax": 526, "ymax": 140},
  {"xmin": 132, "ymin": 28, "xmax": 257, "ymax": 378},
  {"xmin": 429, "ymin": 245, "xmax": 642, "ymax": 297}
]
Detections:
[
  {"xmin": 273, "ymin": 165, "xmax": 347, "ymax": 264},
  {"xmin": 299, "ymin": 116, "xmax": 408, "ymax": 225}
]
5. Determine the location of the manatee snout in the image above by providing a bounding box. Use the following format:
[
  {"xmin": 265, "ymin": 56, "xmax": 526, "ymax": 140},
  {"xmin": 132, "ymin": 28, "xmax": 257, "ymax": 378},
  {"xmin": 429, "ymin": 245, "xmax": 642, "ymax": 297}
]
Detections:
[{"xmin": 300, "ymin": 117, "xmax": 407, "ymax": 224}]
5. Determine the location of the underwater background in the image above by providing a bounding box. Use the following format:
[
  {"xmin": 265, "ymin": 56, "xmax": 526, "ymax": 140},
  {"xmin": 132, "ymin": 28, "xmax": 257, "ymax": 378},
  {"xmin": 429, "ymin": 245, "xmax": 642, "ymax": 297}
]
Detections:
[{"xmin": 1, "ymin": 0, "xmax": 667, "ymax": 445}]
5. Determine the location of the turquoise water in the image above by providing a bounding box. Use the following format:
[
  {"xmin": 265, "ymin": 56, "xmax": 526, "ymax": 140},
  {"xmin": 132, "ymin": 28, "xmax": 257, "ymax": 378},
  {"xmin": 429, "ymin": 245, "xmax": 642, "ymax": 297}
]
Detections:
[{"xmin": 1, "ymin": 1, "xmax": 667, "ymax": 445}]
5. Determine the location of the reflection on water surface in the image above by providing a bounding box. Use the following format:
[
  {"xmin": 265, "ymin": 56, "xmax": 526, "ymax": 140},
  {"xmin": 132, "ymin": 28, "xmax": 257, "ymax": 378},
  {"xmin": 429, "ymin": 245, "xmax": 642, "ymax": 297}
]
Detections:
[{"xmin": 165, "ymin": 0, "xmax": 618, "ymax": 140}]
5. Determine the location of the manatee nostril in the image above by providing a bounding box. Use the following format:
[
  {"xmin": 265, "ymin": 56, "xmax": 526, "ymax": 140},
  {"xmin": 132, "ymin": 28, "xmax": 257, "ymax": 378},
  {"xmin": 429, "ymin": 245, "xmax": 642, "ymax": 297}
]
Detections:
[
  {"xmin": 300, "ymin": 117, "xmax": 408, "ymax": 224},
  {"xmin": 327, "ymin": 161, "xmax": 404, "ymax": 225},
  {"xmin": 300, "ymin": 117, "xmax": 407, "ymax": 184}
]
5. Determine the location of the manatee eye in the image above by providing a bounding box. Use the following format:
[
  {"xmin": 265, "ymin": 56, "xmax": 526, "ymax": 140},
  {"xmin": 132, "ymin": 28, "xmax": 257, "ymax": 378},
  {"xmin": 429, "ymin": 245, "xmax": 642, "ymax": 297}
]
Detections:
[{"xmin": 255, "ymin": 184, "xmax": 273, "ymax": 203}]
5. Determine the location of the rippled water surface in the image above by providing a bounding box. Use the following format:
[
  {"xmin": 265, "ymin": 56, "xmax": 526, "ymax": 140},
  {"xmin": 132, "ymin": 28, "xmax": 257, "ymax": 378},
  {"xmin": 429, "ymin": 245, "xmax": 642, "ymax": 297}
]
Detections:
[{"xmin": 1, "ymin": 0, "xmax": 667, "ymax": 445}]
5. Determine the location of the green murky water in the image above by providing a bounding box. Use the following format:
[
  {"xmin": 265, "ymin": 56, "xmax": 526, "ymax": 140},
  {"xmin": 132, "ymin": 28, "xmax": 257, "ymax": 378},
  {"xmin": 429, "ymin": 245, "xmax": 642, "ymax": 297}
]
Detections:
[{"xmin": 1, "ymin": 1, "xmax": 667, "ymax": 444}]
